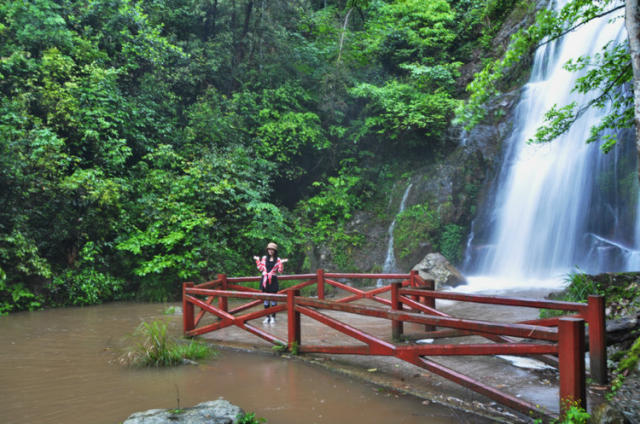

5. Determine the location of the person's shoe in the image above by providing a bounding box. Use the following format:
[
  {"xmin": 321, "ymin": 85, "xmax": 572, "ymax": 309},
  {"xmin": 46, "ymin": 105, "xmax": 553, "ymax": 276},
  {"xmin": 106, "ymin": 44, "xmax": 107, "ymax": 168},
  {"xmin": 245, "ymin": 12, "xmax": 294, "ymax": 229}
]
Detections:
[
  {"xmin": 271, "ymin": 315, "xmax": 276, "ymax": 323},
  {"xmin": 263, "ymin": 316, "xmax": 270, "ymax": 324}
]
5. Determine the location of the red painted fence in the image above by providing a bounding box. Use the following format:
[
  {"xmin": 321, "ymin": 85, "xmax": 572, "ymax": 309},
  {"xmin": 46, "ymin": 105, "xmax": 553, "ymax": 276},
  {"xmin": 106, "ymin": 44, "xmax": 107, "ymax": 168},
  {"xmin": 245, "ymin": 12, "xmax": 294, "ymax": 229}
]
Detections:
[{"xmin": 182, "ymin": 270, "xmax": 606, "ymax": 420}]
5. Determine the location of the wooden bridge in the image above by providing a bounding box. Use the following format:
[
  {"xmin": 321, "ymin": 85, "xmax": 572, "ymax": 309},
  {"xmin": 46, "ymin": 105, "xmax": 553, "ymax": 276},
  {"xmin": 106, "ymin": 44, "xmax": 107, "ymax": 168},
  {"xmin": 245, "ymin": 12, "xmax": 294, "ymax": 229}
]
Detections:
[{"xmin": 182, "ymin": 270, "xmax": 607, "ymax": 420}]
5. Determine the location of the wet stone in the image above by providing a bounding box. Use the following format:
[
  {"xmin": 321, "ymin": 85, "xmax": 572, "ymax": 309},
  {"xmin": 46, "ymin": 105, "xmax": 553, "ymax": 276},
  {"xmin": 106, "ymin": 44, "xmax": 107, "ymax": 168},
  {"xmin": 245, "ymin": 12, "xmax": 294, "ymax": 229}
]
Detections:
[{"xmin": 122, "ymin": 399, "xmax": 243, "ymax": 424}]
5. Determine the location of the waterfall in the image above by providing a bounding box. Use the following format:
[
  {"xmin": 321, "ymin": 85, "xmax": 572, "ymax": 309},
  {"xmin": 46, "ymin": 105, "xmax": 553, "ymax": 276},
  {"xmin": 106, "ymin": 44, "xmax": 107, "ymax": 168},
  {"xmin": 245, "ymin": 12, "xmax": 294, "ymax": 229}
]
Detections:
[
  {"xmin": 378, "ymin": 183, "xmax": 413, "ymax": 285},
  {"xmin": 463, "ymin": 1, "xmax": 640, "ymax": 290}
]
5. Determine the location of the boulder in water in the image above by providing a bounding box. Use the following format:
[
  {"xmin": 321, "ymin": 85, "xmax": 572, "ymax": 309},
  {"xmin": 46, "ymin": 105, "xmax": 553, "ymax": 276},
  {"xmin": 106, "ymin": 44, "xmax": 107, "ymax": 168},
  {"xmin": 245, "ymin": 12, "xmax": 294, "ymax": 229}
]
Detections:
[
  {"xmin": 413, "ymin": 253, "xmax": 466, "ymax": 289},
  {"xmin": 122, "ymin": 399, "xmax": 244, "ymax": 424}
]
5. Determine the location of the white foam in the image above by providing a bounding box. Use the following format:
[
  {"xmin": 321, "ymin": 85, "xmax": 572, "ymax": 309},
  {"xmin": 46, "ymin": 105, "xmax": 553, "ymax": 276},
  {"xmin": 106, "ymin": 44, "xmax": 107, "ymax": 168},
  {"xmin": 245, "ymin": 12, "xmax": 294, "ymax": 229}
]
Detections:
[
  {"xmin": 449, "ymin": 275, "xmax": 567, "ymax": 295},
  {"xmin": 497, "ymin": 355, "xmax": 554, "ymax": 370}
]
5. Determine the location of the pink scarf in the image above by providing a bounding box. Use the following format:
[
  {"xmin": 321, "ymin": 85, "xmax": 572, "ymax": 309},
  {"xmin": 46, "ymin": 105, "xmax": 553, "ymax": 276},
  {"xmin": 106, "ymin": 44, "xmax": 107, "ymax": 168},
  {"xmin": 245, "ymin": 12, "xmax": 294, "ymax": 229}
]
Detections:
[{"xmin": 256, "ymin": 256, "xmax": 284, "ymax": 288}]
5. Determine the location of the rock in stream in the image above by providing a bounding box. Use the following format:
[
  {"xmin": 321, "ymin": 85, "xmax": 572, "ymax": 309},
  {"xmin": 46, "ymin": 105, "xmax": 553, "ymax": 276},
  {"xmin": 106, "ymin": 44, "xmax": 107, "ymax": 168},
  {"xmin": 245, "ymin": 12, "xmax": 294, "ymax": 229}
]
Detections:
[{"xmin": 122, "ymin": 399, "xmax": 244, "ymax": 424}]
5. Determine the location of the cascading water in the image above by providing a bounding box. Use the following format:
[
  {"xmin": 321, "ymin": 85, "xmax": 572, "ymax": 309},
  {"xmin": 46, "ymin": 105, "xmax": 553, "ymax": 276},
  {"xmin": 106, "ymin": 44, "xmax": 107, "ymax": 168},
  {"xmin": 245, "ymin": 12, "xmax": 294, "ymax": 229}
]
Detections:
[
  {"xmin": 378, "ymin": 183, "xmax": 412, "ymax": 286},
  {"xmin": 463, "ymin": 0, "xmax": 640, "ymax": 290}
]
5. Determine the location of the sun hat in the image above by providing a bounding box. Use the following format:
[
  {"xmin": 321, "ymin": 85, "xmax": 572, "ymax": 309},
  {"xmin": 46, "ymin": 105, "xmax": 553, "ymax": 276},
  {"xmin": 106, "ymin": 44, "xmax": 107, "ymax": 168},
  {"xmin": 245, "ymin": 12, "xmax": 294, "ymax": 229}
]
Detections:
[{"xmin": 266, "ymin": 242, "xmax": 278, "ymax": 251}]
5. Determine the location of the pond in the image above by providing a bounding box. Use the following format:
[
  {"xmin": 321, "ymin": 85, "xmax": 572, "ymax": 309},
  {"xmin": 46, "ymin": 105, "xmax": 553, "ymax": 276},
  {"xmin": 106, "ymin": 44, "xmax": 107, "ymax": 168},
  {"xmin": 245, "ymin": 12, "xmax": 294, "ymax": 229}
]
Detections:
[{"xmin": 0, "ymin": 302, "xmax": 485, "ymax": 424}]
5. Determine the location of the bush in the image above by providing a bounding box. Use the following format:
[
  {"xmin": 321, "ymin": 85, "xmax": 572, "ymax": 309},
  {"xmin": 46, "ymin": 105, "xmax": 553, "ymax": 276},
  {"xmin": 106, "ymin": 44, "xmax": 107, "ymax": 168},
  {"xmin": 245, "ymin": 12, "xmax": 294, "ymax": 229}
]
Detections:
[
  {"xmin": 395, "ymin": 202, "xmax": 441, "ymax": 259},
  {"xmin": 440, "ymin": 224, "xmax": 465, "ymax": 264},
  {"xmin": 49, "ymin": 269, "xmax": 126, "ymax": 306},
  {"xmin": 0, "ymin": 279, "xmax": 42, "ymax": 315}
]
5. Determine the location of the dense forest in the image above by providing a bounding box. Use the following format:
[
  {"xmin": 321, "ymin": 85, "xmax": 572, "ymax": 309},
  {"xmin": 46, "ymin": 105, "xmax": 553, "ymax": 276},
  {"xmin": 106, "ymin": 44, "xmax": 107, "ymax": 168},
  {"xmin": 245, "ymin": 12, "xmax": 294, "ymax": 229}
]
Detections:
[{"xmin": 1, "ymin": 0, "xmax": 632, "ymax": 313}]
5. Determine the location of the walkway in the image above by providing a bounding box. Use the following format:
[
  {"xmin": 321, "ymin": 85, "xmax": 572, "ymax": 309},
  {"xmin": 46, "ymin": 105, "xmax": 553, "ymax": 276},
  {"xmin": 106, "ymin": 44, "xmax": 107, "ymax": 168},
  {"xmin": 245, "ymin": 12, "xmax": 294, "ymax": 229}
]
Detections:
[{"xmin": 199, "ymin": 287, "xmax": 592, "ymax": 423}]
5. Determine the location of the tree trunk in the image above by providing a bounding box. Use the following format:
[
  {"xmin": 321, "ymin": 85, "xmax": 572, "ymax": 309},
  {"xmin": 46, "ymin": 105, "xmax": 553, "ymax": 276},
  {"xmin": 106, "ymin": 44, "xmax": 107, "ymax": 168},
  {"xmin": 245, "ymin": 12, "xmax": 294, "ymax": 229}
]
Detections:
[
  {"xmin": 202, "ymin": 0, "xmax": 218, "ymax": 41},
  {"xmin": 626, "ymin": 0, "xmax": 640, "ymax": 179},
  {"xmin": 337, "ymin": 7, "xmax": 353, "ymax": 64}
]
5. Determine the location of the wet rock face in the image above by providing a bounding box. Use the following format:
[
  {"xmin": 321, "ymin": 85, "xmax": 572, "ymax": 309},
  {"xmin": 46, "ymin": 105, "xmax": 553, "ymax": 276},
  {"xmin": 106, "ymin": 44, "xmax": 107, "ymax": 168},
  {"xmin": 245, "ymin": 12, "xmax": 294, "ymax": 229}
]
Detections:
[
  {"xmin": 123, "ymin": 399, "xmax": 243, "ymax": 424},
  {"xmin": 413, "ymin": 253, "xmax": 466, "ymax": 290}
]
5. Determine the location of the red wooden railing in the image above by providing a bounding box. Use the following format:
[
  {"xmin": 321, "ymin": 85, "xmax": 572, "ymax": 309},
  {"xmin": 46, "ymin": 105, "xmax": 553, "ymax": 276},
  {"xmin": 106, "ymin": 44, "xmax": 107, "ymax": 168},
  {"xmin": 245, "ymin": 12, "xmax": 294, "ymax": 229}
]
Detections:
[{"xmin": 182, "ymin": 270, "xmax": 606, "ymax": 420}]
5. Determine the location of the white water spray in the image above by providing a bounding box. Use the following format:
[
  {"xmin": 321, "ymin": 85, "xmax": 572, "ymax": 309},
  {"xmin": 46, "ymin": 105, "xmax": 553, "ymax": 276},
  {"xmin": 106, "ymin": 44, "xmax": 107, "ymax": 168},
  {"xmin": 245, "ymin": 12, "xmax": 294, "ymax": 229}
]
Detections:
[{"xmin": 464, "ymin": 1, "xmax": 640, "ymax": 289}]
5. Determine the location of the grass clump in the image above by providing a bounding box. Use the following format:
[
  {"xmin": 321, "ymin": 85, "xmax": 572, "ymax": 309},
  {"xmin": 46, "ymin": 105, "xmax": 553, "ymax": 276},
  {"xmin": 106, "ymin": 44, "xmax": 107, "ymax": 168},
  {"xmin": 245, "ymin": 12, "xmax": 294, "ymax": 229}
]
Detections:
[
  {"xmin": 237, "ymin": 412, "xmax": 266, "ymax": 423},
  {"xmin": 539, "ymin": 271, "xmax": 640, "ymax": 319},
  {"xmin": 120, "ymin": 320, "xmax": 216, "ymax": 367},
  {"xmin": 540, "ymin": 272, "xmax": 596, "ymax": 318}
]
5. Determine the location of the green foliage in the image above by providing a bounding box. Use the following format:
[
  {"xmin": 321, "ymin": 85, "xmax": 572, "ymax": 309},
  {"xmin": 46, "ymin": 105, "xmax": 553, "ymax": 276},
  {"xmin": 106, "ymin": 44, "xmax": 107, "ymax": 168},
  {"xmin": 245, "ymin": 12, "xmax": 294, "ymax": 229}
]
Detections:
[
  {"xmin": 539, "ymin": 272, "xmax": 597, "ymax": 318},
  {"xmin": 392, "ymin": 199, "xmax": 472, "ymax": 265},
  {"xmin": 351, "ymin": 79, "xmax": 460, "ymax": 143},
  {"xmin": 237, "ymin": 412, "xmax": 266, "ymax": 424},
  {"xmin": 272, "ymin": 343, "xmax": 288, "ymax": 355},
  {"xmin": 458, "ymin": 0, "xmax": 631, "ymax": 152},
  {"xmin": 296, "ymin": 162, "xmax": 374, "ymax": 269},
  {"xmin": 563, "ymin": 272, "xmax": 599, "ymax": 302},
  {"xmin": 347, "ymin": 0, "xmax": 462, "ymax": 148},
  {"xmin": 531, "ymin": 42, "xmax": 633, "ymax": 152},
  {"xmin": 0, "ymin": 279, "xmax": 41, "ymax": 315},
  {"xmin": 49, "ymin": 269, "xmax": 125, "ymax": 306},
  {"xmin": 440, "ymin": 224, "xmax": 465, "ymax": 264},
  {"xmin": 298, "ymin": 164, "xmax": 372, "ymax": 243},
  {"xmin": 395, "ymin": 202, "xmax": 441, "ymax": 259},
  {"xmin": 608, "ymin": 335, "xmax": 640, "ymax": 400},
  {"xmin": 120, "ymin": 320, "xmax": 216, "ymax": 367},
  {"xmin": 0, "ymin": 0, "xmax": 519, "ymax": 312},
  {"xmin": 540, "ymin": 272, "xmax": 640, "ymax": 320},
  {"xmin": 559, "ymin": 400, "xmax": 590, "ymax": 424}
]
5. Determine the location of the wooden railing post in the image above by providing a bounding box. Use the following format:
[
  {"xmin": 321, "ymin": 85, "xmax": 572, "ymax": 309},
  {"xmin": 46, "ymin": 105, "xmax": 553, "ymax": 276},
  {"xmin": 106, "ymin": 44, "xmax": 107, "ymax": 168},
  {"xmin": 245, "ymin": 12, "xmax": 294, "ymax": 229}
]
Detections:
[
  {"xmin": 410, "ymin": 270, "xmax": 417, "ymax": 287},
  {"xmin": 218, "ymin": 273, "xmax": 228, "ymax": 313},
  {"xmin": 288, "ymin": 289, "xmax": 301, "ymax": 350},
  {"xmin": 317, "ymin": 268, "xmax": 325, "ymax": 300},
  {"xmin": 183, "ymin": 282, "xmax": 195, "ymax": 334},
  {"xmin": 420, "ymin": 275, "xmax": 436, "ymax": 332},
  {"xmin": 558, "ymin": 318, "xmax": 586, "ymax": 417},
  {"xmin": 391, "ymin": 282, "xmax": 403, "ymax": 340},
  {"xmin": 587, "ymin": 295, "xmax": 607, "ymax": 384},
  {"xmin": 409, "ymin": 270, "xmax": 420, "ymax": 301}
]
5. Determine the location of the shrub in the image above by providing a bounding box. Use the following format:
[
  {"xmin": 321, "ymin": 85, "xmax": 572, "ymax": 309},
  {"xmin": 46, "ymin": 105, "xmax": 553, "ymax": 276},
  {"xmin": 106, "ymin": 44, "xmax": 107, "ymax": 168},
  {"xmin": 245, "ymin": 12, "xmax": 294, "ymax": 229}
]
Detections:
[
  {"xmin": 440, "ymin": 224, "xmax": 465, "ymax": 264},
  {"xmin": 49, "ymin": 269, "xmax": 126, "ymax": 306}
]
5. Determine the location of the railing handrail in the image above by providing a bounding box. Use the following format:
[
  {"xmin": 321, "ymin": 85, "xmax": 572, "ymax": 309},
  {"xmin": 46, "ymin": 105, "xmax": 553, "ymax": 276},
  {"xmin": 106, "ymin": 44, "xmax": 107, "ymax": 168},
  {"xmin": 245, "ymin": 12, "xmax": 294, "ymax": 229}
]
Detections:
[
  {"xmin": 223, "ymin": 272, "xmax": 412, "ymax": 283},
  {"xmin": 325, "ymin": 272, "xmax": 411, "ymax": 279},
  {"xmin": 184, "ymin": 287, "xmax": 559, "ymax": 341},
  {"xmin": 400, "ymin": 287, "xmax": 588, "ymax": 312}
]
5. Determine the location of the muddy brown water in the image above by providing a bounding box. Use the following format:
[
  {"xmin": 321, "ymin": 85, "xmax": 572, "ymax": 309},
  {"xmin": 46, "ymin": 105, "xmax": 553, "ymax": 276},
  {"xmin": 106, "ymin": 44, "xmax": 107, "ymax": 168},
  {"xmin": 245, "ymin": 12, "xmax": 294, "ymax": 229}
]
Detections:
[{"xmin": 0, "ymin": 302, "xmax": 484, "ymax": 424}]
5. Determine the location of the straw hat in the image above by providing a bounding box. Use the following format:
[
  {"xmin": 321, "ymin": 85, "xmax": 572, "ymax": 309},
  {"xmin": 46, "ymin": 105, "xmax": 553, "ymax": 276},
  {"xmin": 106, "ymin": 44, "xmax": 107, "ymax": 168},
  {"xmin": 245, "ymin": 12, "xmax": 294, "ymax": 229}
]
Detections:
[{"xmin": 266, "ymin": 242, "xmax": 278, "ymax": 251}]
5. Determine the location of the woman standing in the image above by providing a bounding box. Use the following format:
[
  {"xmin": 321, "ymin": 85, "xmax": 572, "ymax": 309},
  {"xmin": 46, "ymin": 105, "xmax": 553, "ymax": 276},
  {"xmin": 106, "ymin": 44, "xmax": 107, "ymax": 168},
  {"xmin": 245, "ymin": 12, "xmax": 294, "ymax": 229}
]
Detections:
[{"xmin": 253, "ymin": 242, "xmax": 287, "ymax": 324}]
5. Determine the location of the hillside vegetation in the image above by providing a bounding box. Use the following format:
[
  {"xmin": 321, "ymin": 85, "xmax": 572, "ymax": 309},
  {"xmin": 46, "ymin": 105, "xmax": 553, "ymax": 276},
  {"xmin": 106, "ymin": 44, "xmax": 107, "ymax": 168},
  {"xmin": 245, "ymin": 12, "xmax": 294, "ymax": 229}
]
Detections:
[{"xmin": 0, "ymin": 0, "xmax": 531, "ymax": 312}]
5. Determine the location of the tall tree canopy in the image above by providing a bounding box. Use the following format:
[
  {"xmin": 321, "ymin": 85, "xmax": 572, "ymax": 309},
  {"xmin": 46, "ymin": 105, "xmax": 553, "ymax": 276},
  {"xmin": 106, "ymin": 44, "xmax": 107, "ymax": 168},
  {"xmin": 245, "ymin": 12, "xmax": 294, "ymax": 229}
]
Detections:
[{"xmin": 0, "ymin": 0, "xmax": 553, "ymax": 313}]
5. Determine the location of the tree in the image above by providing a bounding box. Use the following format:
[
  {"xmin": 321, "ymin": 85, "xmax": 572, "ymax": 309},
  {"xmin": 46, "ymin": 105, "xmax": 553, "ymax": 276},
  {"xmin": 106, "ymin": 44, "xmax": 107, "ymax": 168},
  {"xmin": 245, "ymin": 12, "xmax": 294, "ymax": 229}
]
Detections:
[
  {"xmin": 627, "ymin": 0, "xmax": 640, "ymax": 175},
  {"xmin": 458, "ymin": 0, "xmax": 640, "ymax": 175}
]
